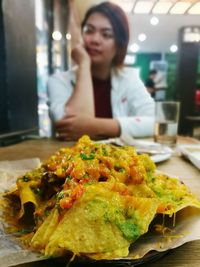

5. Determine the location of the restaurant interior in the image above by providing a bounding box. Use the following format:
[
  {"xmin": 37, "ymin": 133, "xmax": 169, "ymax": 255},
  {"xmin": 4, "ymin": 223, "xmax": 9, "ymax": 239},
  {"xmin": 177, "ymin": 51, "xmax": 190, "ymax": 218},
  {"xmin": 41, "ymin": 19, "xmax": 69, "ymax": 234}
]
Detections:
[
  {"xmin": 1, "ymin": 2, "xmax": 200, "ymax": 267},
  {"xmin": 0, "ymin": 0, "xmax": 200, "ymax": 143}
]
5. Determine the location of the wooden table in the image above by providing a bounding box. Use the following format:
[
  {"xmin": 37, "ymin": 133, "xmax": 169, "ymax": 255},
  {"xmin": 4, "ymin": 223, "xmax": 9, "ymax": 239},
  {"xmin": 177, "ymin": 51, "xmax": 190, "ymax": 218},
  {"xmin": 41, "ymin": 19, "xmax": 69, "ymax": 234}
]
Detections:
[{"xmin": 0, "ymin": 137, "xmax": 200, "ymax": 267}]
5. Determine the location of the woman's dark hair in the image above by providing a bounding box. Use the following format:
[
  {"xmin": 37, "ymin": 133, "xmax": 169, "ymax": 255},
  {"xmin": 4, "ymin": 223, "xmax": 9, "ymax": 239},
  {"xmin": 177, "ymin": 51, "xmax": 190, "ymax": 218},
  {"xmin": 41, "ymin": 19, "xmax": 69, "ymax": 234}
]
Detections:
[
  {"xmin": 81, "ymin": 1, "xmax": 129, "ymax": 68},
  {"xmin": 150, "ymin": 69, "xmax": 157, "ymax": 75}
]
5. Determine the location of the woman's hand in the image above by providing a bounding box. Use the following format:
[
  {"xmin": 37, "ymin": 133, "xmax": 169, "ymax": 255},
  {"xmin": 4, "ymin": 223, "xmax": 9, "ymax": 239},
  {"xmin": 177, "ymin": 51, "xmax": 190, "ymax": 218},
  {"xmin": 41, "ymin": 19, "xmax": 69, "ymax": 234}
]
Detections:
[
  {"xmin": 55, "ymin": 114, "xmax": 121, "ymax": 141},
  {"xmin": 55, "ymin": 114, "xmax": 95, "ymax": 141},
  {"xmin": 71, "ymin": 44, "xmax": 91, "ymax": 67}
]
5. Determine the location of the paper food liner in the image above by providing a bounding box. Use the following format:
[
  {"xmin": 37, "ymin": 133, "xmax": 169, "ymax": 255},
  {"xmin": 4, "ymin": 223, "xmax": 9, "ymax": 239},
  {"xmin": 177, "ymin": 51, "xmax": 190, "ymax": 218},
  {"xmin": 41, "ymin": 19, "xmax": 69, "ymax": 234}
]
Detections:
[{"xmin": 0, "ymin": 158, "xmax": 200, "ymax": 267}]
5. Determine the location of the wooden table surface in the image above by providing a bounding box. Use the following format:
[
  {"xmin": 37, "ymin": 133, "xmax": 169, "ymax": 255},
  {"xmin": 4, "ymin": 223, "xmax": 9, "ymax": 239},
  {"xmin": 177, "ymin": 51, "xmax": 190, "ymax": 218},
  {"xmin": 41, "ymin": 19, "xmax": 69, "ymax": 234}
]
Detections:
[{"xmin": 0, "ymin": 137, "xmax": 200, "ymax": 267}]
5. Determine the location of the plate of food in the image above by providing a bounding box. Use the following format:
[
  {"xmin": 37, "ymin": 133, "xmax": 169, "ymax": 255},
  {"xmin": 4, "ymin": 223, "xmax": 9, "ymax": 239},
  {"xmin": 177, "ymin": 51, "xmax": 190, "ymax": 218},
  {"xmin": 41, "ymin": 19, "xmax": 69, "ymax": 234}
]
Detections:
[
  {"xmin": 0, "ymin": 135, "xmax": 200, "ymax": 267},
  {"xmin": 97, "ymin": 137, "xmax": 173, "ymax": 163}
]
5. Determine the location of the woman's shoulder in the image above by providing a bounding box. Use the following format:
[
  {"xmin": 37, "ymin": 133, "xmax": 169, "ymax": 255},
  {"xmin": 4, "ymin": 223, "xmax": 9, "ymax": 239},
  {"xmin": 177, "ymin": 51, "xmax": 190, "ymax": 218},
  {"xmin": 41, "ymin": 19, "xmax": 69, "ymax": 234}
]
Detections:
[{"xmin": 113, "ymin": 67, "xmax": 141, "ymax": 81}]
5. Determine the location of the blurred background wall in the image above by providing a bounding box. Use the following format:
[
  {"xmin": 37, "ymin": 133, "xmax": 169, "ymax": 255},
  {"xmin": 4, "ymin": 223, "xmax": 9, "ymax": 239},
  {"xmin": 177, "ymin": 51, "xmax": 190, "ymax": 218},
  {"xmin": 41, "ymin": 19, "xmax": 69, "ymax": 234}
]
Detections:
[{"xmin": 2, "ymin": 0, "xmax": 38, "ymax": 133}]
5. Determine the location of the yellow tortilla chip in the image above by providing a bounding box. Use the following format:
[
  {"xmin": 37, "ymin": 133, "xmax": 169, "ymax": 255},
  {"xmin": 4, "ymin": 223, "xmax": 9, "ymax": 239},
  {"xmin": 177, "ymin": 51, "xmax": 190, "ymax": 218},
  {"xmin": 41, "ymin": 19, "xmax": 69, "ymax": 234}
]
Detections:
[
  {"xmin": 31, "ymin": 182, "xmax": 158, "ymax": 258},
  {"xmin": 146, "ymin": 172, "xmax": 200, "ymax": 215},
  {"xmin": 31, "ymin": 208, "xmax": 59, "ymax": 251}
]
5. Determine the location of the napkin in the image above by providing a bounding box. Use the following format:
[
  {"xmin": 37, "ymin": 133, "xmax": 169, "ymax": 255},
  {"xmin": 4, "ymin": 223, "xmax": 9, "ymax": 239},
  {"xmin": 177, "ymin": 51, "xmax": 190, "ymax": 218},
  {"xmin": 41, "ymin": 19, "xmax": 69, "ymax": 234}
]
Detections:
[{"xmin": 177, "ymin": 145, "xmax": 200, "ymax": 170}]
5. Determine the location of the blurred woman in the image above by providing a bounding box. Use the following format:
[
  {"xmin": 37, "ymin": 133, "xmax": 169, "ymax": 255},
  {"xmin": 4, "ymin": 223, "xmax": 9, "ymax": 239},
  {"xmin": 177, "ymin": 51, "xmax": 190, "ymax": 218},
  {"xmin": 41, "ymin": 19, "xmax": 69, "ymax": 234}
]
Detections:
[
  {"xmin": 145, "ymin": 69, "xmax": 157, "ymax": 98},
  {"xmin": 48, "ymin": 1, "xmax": 155, "ymax": 140}
]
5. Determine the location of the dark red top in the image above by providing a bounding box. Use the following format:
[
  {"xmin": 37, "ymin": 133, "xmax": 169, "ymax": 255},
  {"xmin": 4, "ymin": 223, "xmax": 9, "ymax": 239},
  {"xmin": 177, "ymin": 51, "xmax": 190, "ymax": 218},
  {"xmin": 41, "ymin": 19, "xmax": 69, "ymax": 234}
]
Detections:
[{"xmin": 92, "ymin": 77, "xmax": 112, "ymax": 118}]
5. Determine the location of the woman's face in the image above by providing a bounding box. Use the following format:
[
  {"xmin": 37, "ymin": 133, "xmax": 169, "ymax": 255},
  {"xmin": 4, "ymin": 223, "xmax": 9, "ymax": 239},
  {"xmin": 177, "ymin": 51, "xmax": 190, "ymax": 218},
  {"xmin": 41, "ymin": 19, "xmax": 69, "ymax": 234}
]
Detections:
[{"xmin": 82, "ymin": 12, "xmax": 117, "ymax": 67}]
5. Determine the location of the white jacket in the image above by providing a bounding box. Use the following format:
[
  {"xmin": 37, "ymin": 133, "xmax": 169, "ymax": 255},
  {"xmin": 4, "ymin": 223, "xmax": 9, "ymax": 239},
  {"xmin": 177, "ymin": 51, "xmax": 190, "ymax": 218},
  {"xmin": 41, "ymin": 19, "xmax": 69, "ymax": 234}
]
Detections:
[{"xmin": 47, "ymin": 67, "xmax": 155, "ymax": 137}]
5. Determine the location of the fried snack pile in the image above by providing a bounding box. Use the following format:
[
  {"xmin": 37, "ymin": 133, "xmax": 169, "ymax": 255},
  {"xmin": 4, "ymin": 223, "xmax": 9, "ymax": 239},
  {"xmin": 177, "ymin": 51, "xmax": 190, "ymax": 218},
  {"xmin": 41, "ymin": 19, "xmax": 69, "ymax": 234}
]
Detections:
[{"xmin": 3, "ymin": 135, "xmax": 200, "ymax": 260}]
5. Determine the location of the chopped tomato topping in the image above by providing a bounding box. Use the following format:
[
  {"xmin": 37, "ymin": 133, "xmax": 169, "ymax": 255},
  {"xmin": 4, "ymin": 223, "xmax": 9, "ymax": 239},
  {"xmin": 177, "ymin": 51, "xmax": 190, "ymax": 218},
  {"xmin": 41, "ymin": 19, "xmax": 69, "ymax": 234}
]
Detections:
[{"xmin": 60, "ymin": 197, "xmax": 73, "ymax": 209}]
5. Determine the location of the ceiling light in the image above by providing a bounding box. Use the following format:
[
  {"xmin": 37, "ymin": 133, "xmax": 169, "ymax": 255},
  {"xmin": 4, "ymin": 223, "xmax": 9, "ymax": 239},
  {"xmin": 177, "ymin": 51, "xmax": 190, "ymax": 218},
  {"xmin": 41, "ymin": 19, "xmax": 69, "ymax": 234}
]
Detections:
[
  {"xmin": 138, "ymin": 33, "xmax": 147, "ymax": 42},
  {"xmin": 120, "ymin": 2, "xmax": 134, "ymax": 13},
  {"xmin": 110, "ymin": 0, "xmax": 134, "ymax": 13},
  {"xmin": 170, "ymin": 44, "xmax": 178, "ymax": 53},
  {"xmin": 129, "ymin": 43, "xmax": 140, "ymax": 53},
  {"xmin": 52, "ymin": 31, "xmax": 62, "ymax": 41},
  {"xmin": 183, "ymin": 29, "xmax": 200, "ymax": 43},
  {"xmin": 170, "ymin": 2, "xmax": 191, "ymax": 14},
  {"xmin": 150, "ymin": 17, "xmax": 159, "ymax": 26},
  {"xmin": 152, "ymin": 2, "xmax": 173, "ymax": 14},
  {"xmin": 188, "ymin": 3, "xmax": 200, "ymax": 15},
  {"xmin": 66, "ymin": 33, "xmax": 71, "ymax": 40},
  {"xmin": 134, "ymin": 1, "xmax": 154, "ymax": 14}
]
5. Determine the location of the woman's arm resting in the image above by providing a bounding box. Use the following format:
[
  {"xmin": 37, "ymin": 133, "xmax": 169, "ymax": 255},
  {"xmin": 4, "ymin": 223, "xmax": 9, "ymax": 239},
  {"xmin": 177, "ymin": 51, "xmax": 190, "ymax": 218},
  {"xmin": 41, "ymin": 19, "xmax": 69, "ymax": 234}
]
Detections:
[
  {"xmin": 116, "ymin": 116, "xmax": 155, "ymax": 138},
  {"xmin": 68, "ymin": 0, "xmax": 82, "ymax": 47},
  {"xmin": 65, "ymin": 45, "xmax": 94, "ymax": 117},
  {"xmin": 65, "ymin": 1, "xmax": 94, "ymax": 117},
  {"xmin": 55, "ymin": 115, "xmax": 121, "ymax": 140}
]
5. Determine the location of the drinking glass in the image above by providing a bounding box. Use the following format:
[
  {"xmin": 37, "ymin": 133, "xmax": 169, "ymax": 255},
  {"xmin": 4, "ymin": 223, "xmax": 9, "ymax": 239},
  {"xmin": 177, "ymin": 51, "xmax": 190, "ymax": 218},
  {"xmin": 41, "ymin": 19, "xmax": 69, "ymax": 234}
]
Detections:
[{"xmin": 154, "ymin": 101, "xmax": 180, "ymax": 147}]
